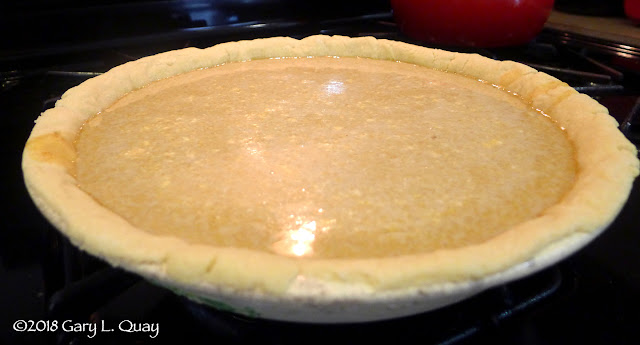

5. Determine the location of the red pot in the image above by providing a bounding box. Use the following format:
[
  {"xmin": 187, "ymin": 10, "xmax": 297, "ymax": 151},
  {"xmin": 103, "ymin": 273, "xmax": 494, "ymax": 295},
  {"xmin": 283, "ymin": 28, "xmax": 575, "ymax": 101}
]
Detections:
[
  {"xmin": 391, "ymin": 0, "xmax": 555, "ymax": 47},
  {"xmin": 625, "ymin": 0, "xmax": 640, "ymax": 23}
]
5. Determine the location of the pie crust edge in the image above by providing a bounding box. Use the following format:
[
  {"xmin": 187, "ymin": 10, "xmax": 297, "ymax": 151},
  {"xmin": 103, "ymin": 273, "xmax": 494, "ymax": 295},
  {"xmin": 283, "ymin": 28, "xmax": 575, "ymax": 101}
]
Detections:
[{"xmin": 22, "ymin": 35, "xmax": 640, "ymax": 296}]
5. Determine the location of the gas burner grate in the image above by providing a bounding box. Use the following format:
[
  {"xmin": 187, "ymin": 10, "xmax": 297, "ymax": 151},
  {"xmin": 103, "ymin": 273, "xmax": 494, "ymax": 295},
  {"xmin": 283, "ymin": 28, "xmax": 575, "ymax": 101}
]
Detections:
[{"xmin": 621, "ymin": 97, "xmax": 640, "ymax": 144}]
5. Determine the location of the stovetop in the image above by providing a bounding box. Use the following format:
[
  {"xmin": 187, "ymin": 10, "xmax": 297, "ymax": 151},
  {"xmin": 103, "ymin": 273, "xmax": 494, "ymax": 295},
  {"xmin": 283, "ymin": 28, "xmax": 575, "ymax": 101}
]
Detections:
[{"xmin": 1, "ymin": 3, "xmax": 639, "ymax": 345}]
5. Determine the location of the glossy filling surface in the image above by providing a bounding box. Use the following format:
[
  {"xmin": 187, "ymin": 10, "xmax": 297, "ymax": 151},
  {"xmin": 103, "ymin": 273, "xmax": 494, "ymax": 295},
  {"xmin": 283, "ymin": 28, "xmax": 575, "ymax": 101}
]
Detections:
[{"xmin": 75, "ymin": 56, "xmax": 576, "ymax": 259}]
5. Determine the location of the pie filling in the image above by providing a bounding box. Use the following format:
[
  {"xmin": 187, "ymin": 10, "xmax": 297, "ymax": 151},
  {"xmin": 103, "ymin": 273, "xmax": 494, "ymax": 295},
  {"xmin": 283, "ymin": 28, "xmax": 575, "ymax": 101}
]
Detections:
[{"xmin": 74, "ymin": 56, "xmax": 576, "ymax": 259}]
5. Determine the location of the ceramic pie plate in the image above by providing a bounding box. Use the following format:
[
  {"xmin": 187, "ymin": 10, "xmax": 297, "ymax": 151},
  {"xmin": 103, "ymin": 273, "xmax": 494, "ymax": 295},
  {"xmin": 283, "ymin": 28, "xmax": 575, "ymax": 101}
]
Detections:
[{"xmin": 22, "ymin": 35, "xmax": 639, "ymax": 323}]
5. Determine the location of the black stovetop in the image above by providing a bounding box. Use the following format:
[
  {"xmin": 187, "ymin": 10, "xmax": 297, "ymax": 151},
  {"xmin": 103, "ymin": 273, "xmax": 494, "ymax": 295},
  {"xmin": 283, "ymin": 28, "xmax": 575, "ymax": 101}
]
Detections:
[{"xmin": 1, "ymin": 2, "xmax": 640, "ymax": 345}]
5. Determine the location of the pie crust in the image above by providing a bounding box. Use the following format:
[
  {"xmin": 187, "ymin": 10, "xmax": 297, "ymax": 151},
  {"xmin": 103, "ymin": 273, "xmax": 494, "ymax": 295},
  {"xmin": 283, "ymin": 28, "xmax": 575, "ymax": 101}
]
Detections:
[{"xmin": 23, "ymin": 36, "xmax": 639, "ymax": 306}]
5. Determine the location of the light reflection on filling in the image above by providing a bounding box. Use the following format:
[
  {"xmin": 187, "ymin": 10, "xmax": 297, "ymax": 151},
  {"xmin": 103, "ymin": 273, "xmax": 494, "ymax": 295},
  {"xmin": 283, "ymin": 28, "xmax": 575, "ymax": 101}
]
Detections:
[
  {"xmin": 271, "ymin": 206, "xmax": 332, "ymax": 257},
  {"xmin": 288, "ymin": 219, "xmax": 317, "ymax": 256},
  {"xmin": 324, "ymin": 80, "xmax": 345, "ymax": 95},
  {"xmin": 74, "ymin": 56, "xmax": 576, "ymax": 259}
]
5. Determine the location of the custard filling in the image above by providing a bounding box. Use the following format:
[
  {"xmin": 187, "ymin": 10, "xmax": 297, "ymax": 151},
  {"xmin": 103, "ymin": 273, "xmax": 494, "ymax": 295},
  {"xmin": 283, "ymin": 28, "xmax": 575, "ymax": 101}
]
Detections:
[{"xmin": 75, "ymin": 56, "xmax": 576, "ymax": 259}]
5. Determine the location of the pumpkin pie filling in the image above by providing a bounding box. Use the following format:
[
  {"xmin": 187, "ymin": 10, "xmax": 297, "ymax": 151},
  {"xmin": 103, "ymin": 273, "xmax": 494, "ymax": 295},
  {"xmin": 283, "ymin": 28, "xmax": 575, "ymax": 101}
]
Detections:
[{"xmin": 74, "ymin": 56, "xmax": 576, "ymax": 259}]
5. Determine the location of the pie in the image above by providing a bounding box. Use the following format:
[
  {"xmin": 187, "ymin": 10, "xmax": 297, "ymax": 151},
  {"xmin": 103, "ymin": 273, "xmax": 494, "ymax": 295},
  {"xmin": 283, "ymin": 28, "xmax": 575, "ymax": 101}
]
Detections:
[{"xmin": 22, "ymin": 35, "xmax": 639, "ymax": 321}]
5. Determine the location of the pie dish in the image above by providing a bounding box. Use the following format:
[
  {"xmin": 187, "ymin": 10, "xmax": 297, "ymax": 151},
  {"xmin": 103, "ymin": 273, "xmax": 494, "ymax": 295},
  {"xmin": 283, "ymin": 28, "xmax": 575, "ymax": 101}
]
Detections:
[{"xmin": 22, "ymin": 35, "xmax": 639, "ymax": 322}]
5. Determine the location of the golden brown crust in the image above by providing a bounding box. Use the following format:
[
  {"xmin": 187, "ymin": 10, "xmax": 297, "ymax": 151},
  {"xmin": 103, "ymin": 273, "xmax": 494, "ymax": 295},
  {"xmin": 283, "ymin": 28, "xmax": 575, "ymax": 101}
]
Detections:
[{"xmin": 22, "ymin": 35, "xmax": 639, "ymax": 296}]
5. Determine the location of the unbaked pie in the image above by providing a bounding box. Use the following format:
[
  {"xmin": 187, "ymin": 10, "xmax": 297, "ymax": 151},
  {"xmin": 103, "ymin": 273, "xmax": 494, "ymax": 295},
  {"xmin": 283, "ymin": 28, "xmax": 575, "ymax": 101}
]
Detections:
[{"xmin": 22, "ymin": 35, "xmax": 639, "ymax": 322}]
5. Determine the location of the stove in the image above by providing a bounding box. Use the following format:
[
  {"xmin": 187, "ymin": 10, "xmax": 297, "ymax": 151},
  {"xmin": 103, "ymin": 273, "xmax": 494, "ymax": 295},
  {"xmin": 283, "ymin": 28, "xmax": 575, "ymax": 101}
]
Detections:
[{"xmin": 2, "ymin": 2, "xmax": 639, "ymax": 344}]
